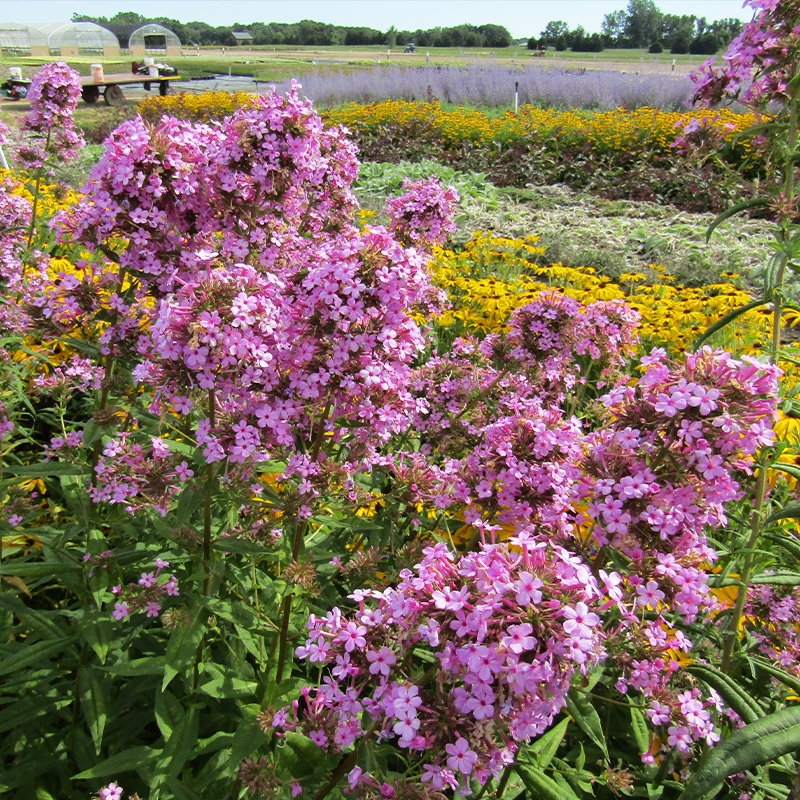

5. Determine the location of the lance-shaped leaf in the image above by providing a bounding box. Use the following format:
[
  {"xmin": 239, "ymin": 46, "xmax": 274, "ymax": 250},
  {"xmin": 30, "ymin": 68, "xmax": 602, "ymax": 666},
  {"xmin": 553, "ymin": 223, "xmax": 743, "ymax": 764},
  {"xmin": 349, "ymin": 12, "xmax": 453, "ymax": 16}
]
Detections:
[
  {"xmin": 686, "ymin": 664, "xmax": 761, "ymax": 725},
  {"xmin": 680, "ymin": 706, "xmax": 800, "ymax": 800},
  {"xmin": 705, "ymin": 197, "xmax": 769, "ymax": 243},
  {"xmin": 693, "ymin": 298, "xmax": 769, "ymax": 351},
  {"xmin": 515, "ymin": 763, "xmax": 581, "ymax": 800}
]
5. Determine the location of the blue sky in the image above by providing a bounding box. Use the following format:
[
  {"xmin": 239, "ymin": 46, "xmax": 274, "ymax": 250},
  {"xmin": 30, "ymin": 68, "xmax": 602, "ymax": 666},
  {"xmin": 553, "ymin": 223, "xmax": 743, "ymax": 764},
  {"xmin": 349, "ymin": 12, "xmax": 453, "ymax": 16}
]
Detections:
[{"xmin": 4, "ymin": 1, "xmax": 754, "ymax": 38}]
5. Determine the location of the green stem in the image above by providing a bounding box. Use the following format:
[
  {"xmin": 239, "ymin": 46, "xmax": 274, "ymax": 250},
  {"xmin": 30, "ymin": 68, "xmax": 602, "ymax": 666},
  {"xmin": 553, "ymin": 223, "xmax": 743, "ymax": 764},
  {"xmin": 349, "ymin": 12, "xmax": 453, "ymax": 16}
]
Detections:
[
  {"xmin": 723, "ymin": 92, "xmax": 800, "ymax": 673},
  {"xmin": 26, "ymin": 129, "xmax": 50, "ymax": 248},
  {"xmin": 311, "ymin": 718, "xmax": 382, "ymax": 800},
  {"xmin": 203, "ymin": 390, "xmax": 216, "ymax": 595},
  {"xmin": 275, "ymin": 400, "xmax": 332, "ymax": 684},
  {"xmin": 275, "ymin": 515, "xmax": 307, "ymax": 684},
  {"xmin": 720, "ymin": 459, "xmax": 768, "ymax": 674}
]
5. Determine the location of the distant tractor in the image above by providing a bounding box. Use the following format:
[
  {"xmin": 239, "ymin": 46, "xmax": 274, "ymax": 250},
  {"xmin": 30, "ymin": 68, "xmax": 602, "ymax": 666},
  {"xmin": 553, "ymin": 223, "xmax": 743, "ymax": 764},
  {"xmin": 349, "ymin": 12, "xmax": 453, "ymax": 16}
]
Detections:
[{"xmin": 404, "ymin": 42, "xmax": 416, "ymax": 52}]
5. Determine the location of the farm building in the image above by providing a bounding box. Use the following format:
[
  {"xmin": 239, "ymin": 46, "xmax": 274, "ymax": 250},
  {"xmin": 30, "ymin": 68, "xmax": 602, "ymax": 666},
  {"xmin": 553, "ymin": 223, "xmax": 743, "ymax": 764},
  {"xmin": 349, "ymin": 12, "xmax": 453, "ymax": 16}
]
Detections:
[
  {"xmin": 232, "ymin": 31, "xmax": 254, "ymax": 46},
  {"xmin": 36, "ymin": 22, "xmax": 120, "ymax": 57},
  {"xmin": 0, "ymin": 23, "xmax": 49, "ymax": 56},
  {"xmin": 0, "ymin": 21, "xmax": 120, "ymax": 56},
  {"xmin": 128, "ymin": 23, "xmax": 182, "ymax": 57}
]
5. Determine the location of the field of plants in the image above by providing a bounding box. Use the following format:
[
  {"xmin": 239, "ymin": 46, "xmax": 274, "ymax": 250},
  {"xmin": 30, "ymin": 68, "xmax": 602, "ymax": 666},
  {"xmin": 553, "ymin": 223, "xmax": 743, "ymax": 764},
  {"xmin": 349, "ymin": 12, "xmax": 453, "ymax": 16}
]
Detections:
[{"xmin": 1, "ymin": 2, "xmax": 800, "ymax": 800}]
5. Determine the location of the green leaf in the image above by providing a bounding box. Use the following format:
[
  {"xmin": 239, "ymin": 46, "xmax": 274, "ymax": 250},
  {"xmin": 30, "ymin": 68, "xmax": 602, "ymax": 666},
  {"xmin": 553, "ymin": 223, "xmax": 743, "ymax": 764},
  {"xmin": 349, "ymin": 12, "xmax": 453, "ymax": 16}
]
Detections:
[
  {"xmin": 693, "ymin": 298, "xmax": 769, "ymax": 350},
  {"xmin": 751, "ymin": 571, "xmax": 800, "ymax": 586},
  {"xmin": 72, "ymin": 608, "xmax": 114, "ymax": 664},
  {"xmin": 771, "ymin": 462, "xmax": 800, "ymax": 481},
  {"xmin": 765, "ymin": 505, "xmax": 800, "ymax": 525},
  {"xmin": 705, "ymin": 198, "xmax": 770, "ymax": 243},
  {"xmin": 79, "ymin": 667, "xmax": 108, "ymax": 755},
  {"xmin": 55, "ymin": 335, "xmax": 102, "ymax": 357},
  {"xmin": 3, "ymin": 462, "xmax": 85, "ymax": 477},
  {"xmin": 515, "ymin": 763, "xmax": 581, "ymax": 800},
  {"xmin": 0, "ymin": 561, "xmax": 82, "ymax": 578},
  {"xmin": 176, "ymin": 485, "xmax": 204, "ymax": 527},
  {"xmin": 0, "ymin": 594, "xmax": 67, "ymax": 639},
  {"xmin": 630, "ymin": 702, "xmax": 651, "ymax": 755},
  {"xmin": 229, "ymin": 706, "xmax": 269, "ymax": 767},
  {"xmin": 72, "ymin": 745, "xmax": 160, "ymax": 780},
  {"xmin": 197, "ymin": 663, "xmax": 259, "ymax": 700},
  {"xmin": 155, "ymin": 689, "xmax": 185, "ymax": 741},
  {"xmin": 566, "ymin": 688, "xmax": 608, "ymax": 759},
  {"xmin": 743, "ymin": 656, "xmax": 800, "ymax": 696},
  {"xmin": 152, "ymin": 704, "xmax": 199, "ymax": 792},
  {"xmin": 281, "ymin": 732, "xmax": 329, "ymax": 779},
  {"xmin": 0, "ymin": 695, "xmax": 65, "ymax": 734},
  {"xmin": 680, "ymin": 706, "xmax": 800, "ymax": 800},
  {"xmin": 104, "ymin": 656, "xmax": 166, "ymax": 676},
  {"xmin": 686, "ymin": 664, "xmax": 762, "ymax": 725},
  {"xmin": 763, "ymin": 532, "xmax": 800, "ymax": 561},
  {"xmin": 163, "ymin": 606, "xmax": 206, "ymax": 691},
  {"xmin": 210, "ymin": 537, "xmax": 271, "ymax": 556},
  {"xmin": 522, "ymin": 716, "xmax": 570, "ymax": 768},
  {"xmin": 0, "ymin": 636, "xmax": 75, "ymax": 677}
]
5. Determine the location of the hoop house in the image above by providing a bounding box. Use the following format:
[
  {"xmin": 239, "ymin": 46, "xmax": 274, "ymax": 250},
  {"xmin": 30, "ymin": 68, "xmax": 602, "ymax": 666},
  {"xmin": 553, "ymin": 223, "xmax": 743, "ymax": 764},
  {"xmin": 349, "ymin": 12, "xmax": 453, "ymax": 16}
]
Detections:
[
  {"xmin": 36, "ymin": 22, "xmax": 120, "ymax": 57},
  {"xmin": 0, "ymin": 23, "xmax": 48, "ymax": 56},
  {"xmin": 128, "ymin": 23, "xmax": 181, "ymax": 57}
]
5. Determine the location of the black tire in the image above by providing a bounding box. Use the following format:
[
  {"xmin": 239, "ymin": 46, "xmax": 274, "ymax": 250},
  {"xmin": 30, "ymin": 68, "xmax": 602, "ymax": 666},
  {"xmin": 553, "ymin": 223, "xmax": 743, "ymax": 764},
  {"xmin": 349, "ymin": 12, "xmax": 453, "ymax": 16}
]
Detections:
[
  {"xmin": 82, "ymin": 86, "xmax": 100, "ymax": 104},
  {"xmin": 103, "ymin": 84, "xmax": 124, "ymax": 106}
]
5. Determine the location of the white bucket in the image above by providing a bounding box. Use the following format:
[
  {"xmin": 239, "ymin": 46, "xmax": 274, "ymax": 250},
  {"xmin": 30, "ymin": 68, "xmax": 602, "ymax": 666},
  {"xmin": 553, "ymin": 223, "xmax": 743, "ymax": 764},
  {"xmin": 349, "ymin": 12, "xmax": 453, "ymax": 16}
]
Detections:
[
  {"xmin": 143, "ymin": 57, "xmax": 155, "ymax": 66},
  {"xmin": 8, "ymin": 66, "xmax": 22, "ymax": 80},
  {"xmin": 147, "ymin": 65, "xmax": 159, "ymax": 78},
  {"xmin": 91, "ymin": 64, "xmax": 104, "ymax": 83}
]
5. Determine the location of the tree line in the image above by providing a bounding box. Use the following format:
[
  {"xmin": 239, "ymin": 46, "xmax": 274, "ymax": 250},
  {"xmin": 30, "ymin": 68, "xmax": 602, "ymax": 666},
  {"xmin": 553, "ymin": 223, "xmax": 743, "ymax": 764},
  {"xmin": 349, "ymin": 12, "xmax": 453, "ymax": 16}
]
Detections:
[
  {"xmin": 531, "ymin": 0, "xmax": 744, "ymax": 54},
  {"xmin": 71, "ymin": 11, "xmax": 513, "ymax": 48}
]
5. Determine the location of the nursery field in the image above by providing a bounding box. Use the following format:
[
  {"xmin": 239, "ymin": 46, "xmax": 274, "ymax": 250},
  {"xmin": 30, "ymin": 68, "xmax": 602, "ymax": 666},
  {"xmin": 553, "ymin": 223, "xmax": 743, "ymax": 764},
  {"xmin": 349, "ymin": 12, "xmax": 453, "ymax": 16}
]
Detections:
[{"xmin": 1, "ymin": 5, "xmax": 800, "ymax": 799}]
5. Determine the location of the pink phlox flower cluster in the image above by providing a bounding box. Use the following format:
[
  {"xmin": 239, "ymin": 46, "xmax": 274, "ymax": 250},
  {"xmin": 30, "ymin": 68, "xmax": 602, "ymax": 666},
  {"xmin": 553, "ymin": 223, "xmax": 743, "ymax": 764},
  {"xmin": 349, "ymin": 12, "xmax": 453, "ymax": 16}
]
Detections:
[
  {"xmin": 44, "ymin": 429, "xmax": 85, "ymax": 461},
  {"xmin": 55, "ymin": 82, "xmax": 359, "ymax": 294},
  {"xmin": 410, "ymin": 341, "xmax": 539, "ymax": 460},
  {"xmin": 291, "ymin": 541, "xmax": 608, "ymax": 792},
  {"xmin": 480, "ymin": 292, "xmax": 640, "ymax": 401},
  {"xmin": 0, "ymin": 178, "xmax": 40, "ymax": 310},
  {"xmin": 18, "ymin": 62, "xmax": 84, "ymax": 167},
  {"xmin": 741, "ymin": 583, "xmax": 800, "ymax": 678},
  {"xmin": 91, "ymin": 433, "xmax": 197, "ymax": 515},
  {"xmin": 689, "ymin": 0, "xmax": 800, "ymax": 109},
  {"xmin": 109, "ymin": 557, "xmax": 179, "ymax": 621},
  {"xmin": 581, "ymin": 347, "xmax": 779, "ymax": 624},
  {"xmin": 32, "ymin": 357, "xmax": 104, "ymax": 395},
  {"xmin": 448, "ymin": 405, "xmax": 585, "ymax": 530},
  {"xmin": 145, "ymin": 232, "xmax": 432, "ymax": 463},
  {"xmin": 385, "ymin": 178, "xmax": 460, "ymax": 250}
]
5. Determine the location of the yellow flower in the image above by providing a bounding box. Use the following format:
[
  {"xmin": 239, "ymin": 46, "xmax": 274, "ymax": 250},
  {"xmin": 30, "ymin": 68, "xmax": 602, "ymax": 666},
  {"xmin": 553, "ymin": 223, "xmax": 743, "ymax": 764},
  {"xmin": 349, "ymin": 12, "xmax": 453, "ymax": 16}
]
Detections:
[{"xmin": 774, "ymin": 410, "xmax": 800, "ymax": 444}]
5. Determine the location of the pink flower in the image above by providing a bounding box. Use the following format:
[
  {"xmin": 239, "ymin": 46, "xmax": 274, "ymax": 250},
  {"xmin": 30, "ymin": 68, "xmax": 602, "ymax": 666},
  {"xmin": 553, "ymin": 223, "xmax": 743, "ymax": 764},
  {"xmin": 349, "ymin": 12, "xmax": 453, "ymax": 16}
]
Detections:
[
  {"xmin": 636, "ymin": 580, "xmax": 665, "ymax": 610},
  {"xmin": 445, "ymin": 737, "xmax": 478, "ymax": 775},
  {"xmin": 366, "ymin": 646, "xmax": 397, "ymax": 676}
]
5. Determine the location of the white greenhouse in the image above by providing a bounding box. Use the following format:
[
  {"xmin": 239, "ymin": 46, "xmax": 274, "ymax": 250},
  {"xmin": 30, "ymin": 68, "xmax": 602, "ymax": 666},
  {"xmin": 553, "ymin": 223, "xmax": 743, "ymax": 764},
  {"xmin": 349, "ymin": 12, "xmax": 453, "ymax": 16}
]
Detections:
[
  {"xmin": 128, "ymin": 23, "xmax": 181, "ymax": 58},
  {"xmin": 0, "ymin": 23, "xmax": 49, "ymax": 56},
  {"xmin": 36, "ymin": 22, "xmax": 121, "ymax": 57}
]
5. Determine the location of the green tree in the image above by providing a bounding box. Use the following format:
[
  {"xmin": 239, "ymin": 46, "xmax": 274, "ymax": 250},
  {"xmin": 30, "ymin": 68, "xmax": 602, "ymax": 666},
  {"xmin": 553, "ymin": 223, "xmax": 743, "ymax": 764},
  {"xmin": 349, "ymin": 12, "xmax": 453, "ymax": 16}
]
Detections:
[
  {"xmin": 540, "ymin": 20, "xmax": 570, "ymax": 47},
  {"xmin": 624, "ymin": 0, "xmax": 664, "ymax": 49},
  {"xmin": 602, "ymin": 10, "xmax": 628, "ymax": 47},
  {"xmin": 477, "ymin": 23, "xmax": 511, "ymax": 47}
]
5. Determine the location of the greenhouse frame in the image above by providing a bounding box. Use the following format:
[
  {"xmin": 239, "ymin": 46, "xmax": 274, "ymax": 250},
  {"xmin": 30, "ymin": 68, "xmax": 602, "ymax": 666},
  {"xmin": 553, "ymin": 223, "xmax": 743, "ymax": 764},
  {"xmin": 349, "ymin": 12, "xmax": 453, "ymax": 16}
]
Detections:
[
  {"xmin": 0, "ymin": 23, "xmax": 49, "ymax": 56},
  {"xmin": 128, "ymin": 23, "xmax": 181, "ymax": 57},
  {"xmin": 36, "ymin": 22, "xmax": 120, "ymax": 57}
]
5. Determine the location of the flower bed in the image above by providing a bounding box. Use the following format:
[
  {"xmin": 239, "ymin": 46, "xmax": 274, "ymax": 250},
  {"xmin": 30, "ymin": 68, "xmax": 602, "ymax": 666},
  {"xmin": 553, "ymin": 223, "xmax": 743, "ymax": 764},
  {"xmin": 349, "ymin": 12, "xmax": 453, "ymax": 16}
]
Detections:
[{"xmin": 0, "ymin": 52, "xmax": 798, "ymax": 800}]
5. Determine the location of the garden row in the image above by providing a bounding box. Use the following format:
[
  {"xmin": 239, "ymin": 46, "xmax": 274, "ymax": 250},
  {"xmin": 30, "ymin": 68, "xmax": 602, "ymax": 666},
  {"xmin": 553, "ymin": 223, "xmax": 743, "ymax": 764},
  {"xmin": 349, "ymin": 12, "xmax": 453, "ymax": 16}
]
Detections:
[{"xmin": 140, "ymin": 92, "xmax": 762, "ymax": 216}]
